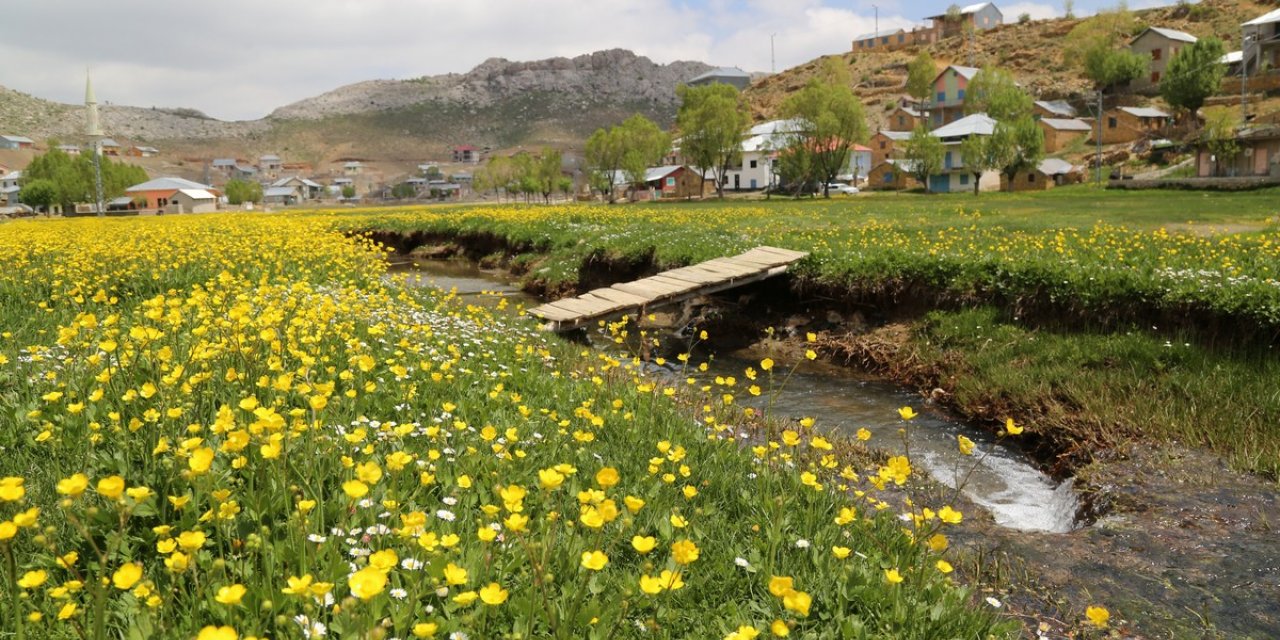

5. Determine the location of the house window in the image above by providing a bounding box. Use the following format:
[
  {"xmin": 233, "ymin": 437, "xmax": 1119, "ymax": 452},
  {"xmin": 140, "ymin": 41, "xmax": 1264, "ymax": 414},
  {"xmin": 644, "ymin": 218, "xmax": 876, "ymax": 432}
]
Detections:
[
  {"xmin": 665, "ymin": 177, "xmax": 675, "ymax": 187},
  {"xmin": 957, "ymin": 89, "xmax": 966, "ymax": 100},
  {"xmin": 1151, "ymin": 71, "xmax": 1160, "ymax": 83},
  {"xmin": 898, "ymin": 34, "xmax": 905, "ymax": 43},
  {"xmin": 937, "ymin": 91, "xmax": 946, "ymax": 103},
  {"xmin": 897, "ymin": 116, "xmax": 905, "ymax": 126},
  {"xmin": 1152, "ymin": 48, "xmax": 1161, "ymax": 61},
  {"xmin": 884, "ymin": 172, "xmax": 894, "ymax": 183},
  {"xmin": 959, "ymin": 174, "xmax": 969, "ymax": 185},
  {"xmin": 944, "ymin": 151, "xmax": 952, "ymax": 169},
  {"xmin": 880, "ymin": 141, "xmax": 886, "ymax": 149},
  {"xmin": 749, "ymin": 159, "xmax": 758, "ymax": 168},
  {"xmin": 882, "ymin": 36, "xmax": 889, "ymax": 44},
  {"xmin": 1028, "ymin": 173, "xmax": 1036, "ymax": 183},
  {"xmin": 1108, "ymin": 117, "xmax": 1117, "ymax": 129}
]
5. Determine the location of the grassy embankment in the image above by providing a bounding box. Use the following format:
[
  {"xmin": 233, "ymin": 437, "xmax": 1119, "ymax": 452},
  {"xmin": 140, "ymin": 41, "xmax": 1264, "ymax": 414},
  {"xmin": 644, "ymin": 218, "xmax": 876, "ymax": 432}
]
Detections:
[
  {"xmin": 342, "ymin": 186, "xmax": 1280, "ymax": 476},
  {"xmin": 0, "ymin": 215, "xmax": 1010, "ymax": 639}
]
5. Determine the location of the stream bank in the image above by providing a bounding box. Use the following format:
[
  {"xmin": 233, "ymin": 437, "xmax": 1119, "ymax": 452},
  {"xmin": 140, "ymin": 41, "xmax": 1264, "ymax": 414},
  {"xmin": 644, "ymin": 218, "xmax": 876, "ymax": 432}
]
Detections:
[{"xmin": 379, "ymin": 235, "xmax": 1280, "ymax": 639}]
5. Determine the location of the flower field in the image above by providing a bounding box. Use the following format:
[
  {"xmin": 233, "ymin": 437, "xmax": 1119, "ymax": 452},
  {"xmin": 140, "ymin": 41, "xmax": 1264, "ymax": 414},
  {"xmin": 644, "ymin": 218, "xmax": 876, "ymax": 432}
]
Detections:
[{"xmin": 0, "ymin": 215, "xmax": 1012, "ymax": 639}]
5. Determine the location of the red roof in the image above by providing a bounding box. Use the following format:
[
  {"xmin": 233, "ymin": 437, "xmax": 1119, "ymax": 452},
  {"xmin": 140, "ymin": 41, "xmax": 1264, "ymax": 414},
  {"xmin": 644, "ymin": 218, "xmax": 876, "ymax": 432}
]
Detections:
[{"xmin": 453, "ymin": 145, "xmax": 476, "ymax": 151}]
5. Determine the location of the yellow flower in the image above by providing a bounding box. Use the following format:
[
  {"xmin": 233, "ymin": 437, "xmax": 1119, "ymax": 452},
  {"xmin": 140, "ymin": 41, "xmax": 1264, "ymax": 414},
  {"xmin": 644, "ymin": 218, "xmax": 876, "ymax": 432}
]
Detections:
[
  {"xmin": 112, "ymin": 563, "xmax": 143, "ymax": 590},
  {"xmin": 928, "ymin": 534, "xmax": 949, "ymax": 552},
  {"xmin": 631, "ymin": 535, "xmax": 657, "ymax": 553},
  {"xmin": 537, "ymin": 468, "xmax": 565, "ymax": 490},
  {"xmin": 670, "ymin": 514, "xmax": 688, "ymax": 528},
  {"xmin": 595, "ymin": 467, "xmax": 620, "ymax": 488},
  {"xmin": 348, "ymin": 566, "xmax": 387, "ymax": 600},
  {"xmin": 56, "ymin": 473, "xmax": 90, "ymax": 497},
  {"xmin": 177, "ymin": 530, "xmax": 207, "ymax": 551},
  {"xmin": 479, "ymin": 582, "xmax": 509, "ymax": 605},
  {"xmin": 624, "ymin": 495, "xmax": 645, "ymax": 513},
  {"xmin": 57, "ymin": 602, "xmax": 78, "ymax": 620},
  {"xmin": 281, "ymin": 574, "xmax": 314, "ymax": 595},
  {"xmin": 639, "ymin": 574, "xmax": 664, "ymax": 595},
  {"xmin": 12, "ymin": 507, "xmax": 38, "ymax": 528},
  {"xmin": 834, "ymin": 506, "xmax": 856, "ymax": 526},
  {"xmin": 0, "ymin": 477, "xmax": 24, "ymax": 502},
  {"xmin": 356, "ymin": 461, "xmax": 383, "ymax": 484},
  {"xmin": 771, "ymin": 619, "xmax": 790, "ymax": 637},
  {"xmin": 957, "ymin": 435, "xmax": 975, "ymax": 456},
  {"xmin": 369, "ymin": 549, "xmax": 398, "ymax": 572},
  {"xmin": 671, "ymin": 539, "xmax": 699, "ymax": 565},
  {"xmin": 897, "ymin": 406, "xmax": 917, "ymax": 420},
  {"xmin": 856, "ymin": 428, "xmax": 872, "ymax": 441},
  {"xmin": 782, "ymin": 589, "xmax": 811, "ymax": 616},
  {"xmin": 580, "ymin": 506, "xmax": 605, "ymax": 529},
  {"xmin": 725, "ymin": 625, "xmax": 761, "ymax": 640},
  {"xmin": 17, "ymin": 570, "xmax": 47, "ymax": 589},
  {"xmin": 879, "ymin": 456, "xmax": 911, "ymax": 486},
  {"xmin": 938, "ymin": 506, "xmax": 963, "ymax": 524},
  {"xmin": 443, "ymin": 563, "xmax": 468, "ymax": 586},
  {"xmin": 936, "ymin": 560, "xmax": 954, "ymax": 574},
  {"xmin": 768, "ymin": 576, "xmax": 794, "ymax": 598},
  {"xmin": 96, "ymin": 475, "xmax": 126, "ymax": 500},
  {"xmin": 164, "ymin": 552, "xmax": 190, "ymax": 573},
  {"xmin": 658, "ymin": 569, "xmax": 685, "ymax": 590},
  {"xmin": 297, "ymin": 499, "xmax": 316, "ymax": 514},
  {"xmin": 342, "ymin": 479, "xmax": 369, "ymax": 499},
  {"xmin": 196, "ymin": 626, "xmax": 238, "ymax": 640},
  {"xmin": 1085, "ymin": 606, "xmax": 1110, "ymax": 629},
  {"xmin": 504, "ymin": 513, "xmax": 528, "ymax": 533},
  {"xmin": 452, "ymin": 590, "xmax": 478, "ymax": 606},
  {"xmin": 215, "ymin": 584, "xmax": 247, "ymax": 605},
  {"xmin": 760, "ymin": 358, "xmax": 774, "ymax": 371},
  {"xmin": 0, "ymin": 521, "xmax": 13, "ymax": 541},
  {"xmin": 884, "ymin": 568, "xmax": 904, "ymax": 584},
  {"xmin": 580, "ymin": 550, "xmax": 609, "ymax": 571},
  {"xmin": 412, "ymin": 622, "xmax": 439, "ymax": 638},
  {"xmin": 832, "ymin": 546, "xmax": 851, "ymax": 559},
  {"xmin": 188, "ymin": 447, "xmax": 215, "ymax": 474},
  {"xmin": 1004, "ymin": 418, "xmax": 1024, "ymax": 435}
]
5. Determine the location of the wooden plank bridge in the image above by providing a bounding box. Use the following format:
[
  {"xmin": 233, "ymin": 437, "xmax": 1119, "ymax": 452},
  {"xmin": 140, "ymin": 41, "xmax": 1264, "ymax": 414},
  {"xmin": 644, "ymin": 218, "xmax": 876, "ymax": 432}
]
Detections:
[{"xmin": 529, "ymin": 246, "xmax": 809, "ymax": 331}]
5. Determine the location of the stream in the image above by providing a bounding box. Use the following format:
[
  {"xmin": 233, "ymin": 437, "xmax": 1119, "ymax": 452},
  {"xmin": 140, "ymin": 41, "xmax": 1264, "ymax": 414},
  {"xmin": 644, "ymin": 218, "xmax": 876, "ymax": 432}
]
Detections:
[{"xmin": 393, "ymin": 260, "xmax": 1082, "ymax": 534}]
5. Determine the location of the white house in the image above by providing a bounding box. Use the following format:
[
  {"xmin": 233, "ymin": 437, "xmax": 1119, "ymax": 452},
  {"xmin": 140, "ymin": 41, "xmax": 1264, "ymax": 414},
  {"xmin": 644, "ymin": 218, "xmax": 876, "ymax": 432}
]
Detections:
[
  {"xmin": 0, "ymin": 170, "xmax": 21, "ymax": 204},
  {"xmin": 720, "ymin": 119, "xmax": 805, "ymax": 191},
  {"xmin": 926, "ymin": 113, "xmax": 1002, "ymax": 193},
  {"xmin": 167, "ymin": 188, "xmax": 218, "ymax": 213}
]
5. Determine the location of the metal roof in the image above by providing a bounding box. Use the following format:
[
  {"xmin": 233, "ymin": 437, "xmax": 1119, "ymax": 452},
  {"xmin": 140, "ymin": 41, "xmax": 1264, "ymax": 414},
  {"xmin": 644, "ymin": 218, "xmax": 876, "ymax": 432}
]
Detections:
[
  {"xmin": 1243, "ymin": 7, "xmax": 1280, "ymax": 26},
  {"xmin": 927, "ymin": 2, "xmax": 997, "ymax": 19},
  {"xmin": 264, "ymin": 187, "xmax": 298, "ymax": 197},
  {"xmin": 877, "ymin": 130, "xmax": 913, "ymax": 141},
  {"xmin": 175, "ymin": 189, "xmax": 216, "ymax": 200},
  {"xmin": 126, "ymin": 177, "xmax": 213, "ymax": 192},
  {"xmin": 260, "ymin": 154, "xmax": 282, "ymax": 161},
  {"xmin": 0, "ymin": 135, "xmax": 34, "ymax": 143},
  {"xmin": 99, "ymin": 138, "xmax": 120, "ymax": 147},
  {"xmin": 1034, "ymin": 100, "xmax": 1076, "ymax": 117},
  {"xmin": 1221, "ymin": 50, "xmax": 1243, "ymax": 64},
  {"xmin": 1119, "ymin": 106, "xmax": 1170, "ymax": 119},
  {"xmin": 108, "ymin": 196, "xmax": 133, "ymax": 206},
  {"xmin": 688, "ymin": 67, "xmax": 750, "ymax": 83},
  {"xmin": 930, "ymin": 113, "xmax": 997, "ymax": 138},
  {"xmin": 1037, "ymin": 158, "xmax": 1076, "ymax": 175},
  {"xmin": 212, "ymin": 158, "xmax": 237, "ymax": 166},
  {"xmin": 854, "ymin": 28, "xmax": 904, "ymax": 42},
  {"xmin": 1040, "ymin": 118, "xmax": 1091, "ymax": 131},
  {"xmin": 1132, "ymin": 27, "xmax": 1197, "ymax": 44}
]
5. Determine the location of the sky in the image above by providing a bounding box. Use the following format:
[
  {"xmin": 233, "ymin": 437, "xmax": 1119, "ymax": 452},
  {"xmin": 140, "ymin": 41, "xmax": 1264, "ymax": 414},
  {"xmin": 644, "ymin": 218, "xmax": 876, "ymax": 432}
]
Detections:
[{"xmin": 2, "ymin": 0, "xmax": 1167, "ymax": 121}]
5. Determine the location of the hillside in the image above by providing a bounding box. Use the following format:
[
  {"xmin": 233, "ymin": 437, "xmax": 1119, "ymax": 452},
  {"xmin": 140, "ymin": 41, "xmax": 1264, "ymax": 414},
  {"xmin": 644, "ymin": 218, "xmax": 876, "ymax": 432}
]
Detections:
[
  {"xmin": 0, "ymin": 49, "xmax": 712, "ymax": 167},
  {"xmin": 745, "ymin": 0, "xmax": 1276, "ymax": 128}
]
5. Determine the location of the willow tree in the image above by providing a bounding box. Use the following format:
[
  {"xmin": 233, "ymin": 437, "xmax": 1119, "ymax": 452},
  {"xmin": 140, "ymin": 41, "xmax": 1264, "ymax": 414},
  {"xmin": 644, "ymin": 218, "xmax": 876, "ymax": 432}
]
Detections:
[
  {"xmin": 677, "ymin": 83, "xmax": 751, "ymax": 198},
  {"xmin": 584, "ymin": 115, "xmax": 669, "ymax": 203},
  {"xmin": 1161, "ymin": 37, "xmax": 1227, "ymax": 124},
  {"xmin": 781, "ymin": 59, "xmax": 868, "ymax": 198}
]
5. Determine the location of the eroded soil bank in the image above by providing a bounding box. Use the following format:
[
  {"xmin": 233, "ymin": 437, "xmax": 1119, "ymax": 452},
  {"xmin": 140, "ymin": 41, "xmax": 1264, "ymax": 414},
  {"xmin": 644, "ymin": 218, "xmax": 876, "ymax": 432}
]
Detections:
[{"xmin": 377, "ymin": 233, "xmax": 1280, "ymax": 639}]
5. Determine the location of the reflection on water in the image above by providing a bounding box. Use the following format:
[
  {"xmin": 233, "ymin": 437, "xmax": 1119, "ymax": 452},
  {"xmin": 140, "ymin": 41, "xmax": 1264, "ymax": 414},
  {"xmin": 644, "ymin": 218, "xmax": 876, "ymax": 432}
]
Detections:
[{"xmin": 397, "ymin": 259, "xmax": 1080, "ymax": 533}]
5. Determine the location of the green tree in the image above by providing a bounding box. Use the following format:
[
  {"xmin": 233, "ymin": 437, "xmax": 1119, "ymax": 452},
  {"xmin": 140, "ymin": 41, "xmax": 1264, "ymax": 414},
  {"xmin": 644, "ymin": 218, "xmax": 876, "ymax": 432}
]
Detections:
[
  {"xmin": 1065, "ymin": 6, "xmax": 1146, "ymax": 90},
  {"xmin": 391, "ymin": 182, "xmax": 417, "ymax": 200},
  {"xmin": 341, "ymin": 185, "xmax": 356, "ymax": 199},
  {"xmin": 224, "ymin": 179, "xmax": 263, "ymax": 205},
  {"xmin": 677, "ymin": 83, "xmax": 751, "ymax": 198},
  {"xmin": 906, "ymin": 51, "xmax": 937, "ymax": 105},
  {"xmin": 781, "ymin": 60, "xmax": 868, "ymax": 197},
  {"xmin": 534, "ymin": 148, "xmax": 564, "ymax": 203},
  {"xmin": 904, "ymin": 125, "xmax": 944, "ymax": 192},
  {"xmin": 1160, "ymin": 37, "xmax": 1226, "ymax": 122},
  {"xmin": 958, "ymin": 134, "xmax": 999, "ymax": 195},
  {"xmin": 18, "ymin": 178, "xmax": 56, "ymax": 212},
  {"xmin": 584, "ymin": 128, "xmax": 625, "ymax": 202},
  {"xmin": 1202, "ymin": 106, "xmax": 1239, "ymax": 176},
  {"xmin": 990, "ymin": 117, "xmax": 1045, "ymax": 190},
  {"xmin": 584, "ymin": 115, "xmax": 668, "ymax": 202},
  {"xmin": 21, "ymin": 148, "xmax": 147, "ymax": 212},
  {"xmin": 963, "ymin": 67, "xmax": 1032, "ymax": 121}
]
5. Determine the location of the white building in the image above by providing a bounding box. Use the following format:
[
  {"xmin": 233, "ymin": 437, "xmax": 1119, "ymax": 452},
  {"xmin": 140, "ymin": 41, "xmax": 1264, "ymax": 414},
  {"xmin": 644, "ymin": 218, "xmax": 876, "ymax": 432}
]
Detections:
[
  {"xmin": 721, "ymin": 119, "xmax": 804, "ymax": 191},
  {"xmin": 926, "ymin": 113, "xmax": 1002, "ymax": 193}
]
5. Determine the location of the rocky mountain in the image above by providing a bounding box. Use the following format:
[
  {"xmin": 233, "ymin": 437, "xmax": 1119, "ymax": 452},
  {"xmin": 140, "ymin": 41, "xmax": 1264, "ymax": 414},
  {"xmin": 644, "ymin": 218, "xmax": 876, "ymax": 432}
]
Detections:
[{"xmin": 0, "ymin": 50, "xmax": 714, "ymax": 161}]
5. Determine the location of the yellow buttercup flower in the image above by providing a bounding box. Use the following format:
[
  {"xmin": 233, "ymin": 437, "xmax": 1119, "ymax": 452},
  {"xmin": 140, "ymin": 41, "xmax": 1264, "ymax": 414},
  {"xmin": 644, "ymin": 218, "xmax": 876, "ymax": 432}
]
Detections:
[
  {"xmin": 215, "ymin": 583, "xmax": 247, "ymax": 605},
  {"xmin": 56, "ymin": 473, "xmax": 89, "ymax": 497},
  {"xmin": 196, "ymin": 626, "xmax": 238, "ymax": 640},
  {"xmin": 443, "ymin": 563, "xmax": 468, "ymax": 586},
  {"xmin": 1085, "ymin": 606, "xmax": 1110, "ymax": 629},
  {"xmin": 580, "ymin": 550, "xmax": 608, "ymax": 571},
  {"xmin": 96, "ymin": 475, "xmax": 126, "ymax": 500},
  {"xmin": 478, "ymin": 582, "xmax": 509, "ymax": 605},
  {"xmin": 348, "ymin": 566, "xmax": 387, "ymax": 600},
  {"xmin": 112, "ymin": 563, "xmax": 143, "ymax": 590},
  {"xmin": 17, "ymin": 570, "xmax": 47, "ymax": 589},
  {"xmin": 631, "ymin": 535, "xmax": 656, "ymax": 553},
  {"xmin": 897, "ymin": 406, "xmax": 917, "ymax": 420},
  {"xmin": 671, "ymin": 539, "xmax": 699, "ymax": 565}
]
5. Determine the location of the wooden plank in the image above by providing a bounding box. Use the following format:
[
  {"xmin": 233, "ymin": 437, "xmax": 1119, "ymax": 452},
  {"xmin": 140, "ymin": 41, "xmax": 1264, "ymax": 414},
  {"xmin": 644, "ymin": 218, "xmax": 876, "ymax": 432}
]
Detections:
[
  {"xmin": 588, "ymin": 287, "xmax": 650, "ymax": 306},
  {"xmin": 578, "ymin": 293, "xmax": 628, "ymax": 313},
  {"xmin": 733, "ymin": 249, "xmax": 794, "ymax": 266},
  {"xmin": 528, "ymin": 305, "xmax": 578, "ymax": 321},
  {"xmin": 648, "ymin": 275, "xmax": 705, "ymax": 291},
  {"xmin": 753, "ymin": 246, "xmax": 809, "ymax": 260},
  {"xmin": 613, "ymin": 279, "xmax": 687, "ymax": 299},
  {"xmin": 547, "ymin": 297, "xmax": 617, "ymax": 316},
  {"xmin": 692, "ymin": 259, "xmax": 762, "ymax": 277}
]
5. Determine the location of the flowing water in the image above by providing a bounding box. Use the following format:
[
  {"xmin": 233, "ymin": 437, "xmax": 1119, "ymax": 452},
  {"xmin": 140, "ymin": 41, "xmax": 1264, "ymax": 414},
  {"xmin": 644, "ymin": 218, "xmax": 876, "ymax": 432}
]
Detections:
[{"xmin": 392, "ymin": 261, "xmax": 1082, "ymax": 533}]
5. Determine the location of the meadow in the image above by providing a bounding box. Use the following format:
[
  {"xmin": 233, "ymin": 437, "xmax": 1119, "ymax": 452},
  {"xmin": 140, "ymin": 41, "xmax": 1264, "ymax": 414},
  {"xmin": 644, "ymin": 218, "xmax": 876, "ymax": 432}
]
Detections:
[{"xmin": 0, "ymin": 215, "xmax": 1015, "ymax": 639}]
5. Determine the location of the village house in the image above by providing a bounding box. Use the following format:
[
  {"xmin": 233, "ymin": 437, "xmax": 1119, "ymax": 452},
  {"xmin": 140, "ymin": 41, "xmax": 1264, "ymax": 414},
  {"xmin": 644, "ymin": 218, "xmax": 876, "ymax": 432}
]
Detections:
[
  {"xmin": 99, "ymin": 139, "xmax": 121, "ymax": 156},
  {"xmin": 871, "ymin": 130, "xmax": 911, "ymax": 167},
  {"xmin": 259, "ymin": 154, "xmax": 283, "ymax": 172},
  {"xmin": 1093, "ymin": 106, "xmax": 1170, "ymax": 144},
  {"xmin": 848, "ymin": 145, "xmax": 874, "ymax": 183},
  {"xmin": 722, "ymin": 120, "xmax": 802, "ymax": 191},
  {"xmin": 931, "ymin": 65, "xmax": 981, "ymax": 126},
  {"xmin": 127, "ymin": 145, "xmax": 160, "ymax": 158},
  {"xmin": 866, "ymin": 159, "xmax": 920, "ymax": 190},
  {"xmin": 343, "ymin": 161, "xmax": 364, "ymax": 175},
  {"xmin": 924, "ymin": 2, "xmax": 1003, "ymax": 39},
  {"xmin": 1000, "ymin": 157, "xmax": 1084, "ymax": 191},
  {"xmin": 167, "ymin": 188, "xmax": 219, "ymax": 213},
  {"xmin": 270, "ymin": 176, "xmax": 323, "ymax": 200},
  {"xmin": 1243, "ymin": 8, "xmax": 1280, "ymax": 75},
  {"xmin": 852, "ymin": 28, "xmax": 937, "ymax": 52},
  {"xmin": 56, "ymin": 144, "xmax": 82, "ymax": 156},
  {"xmin": 887, "ymin": 104, "xmax": 925, "ymax": 131},
  {"xmin": 263, "ymin": 186, "xmax": 301, "ymax": 206},
  {"xmin": 451, "ymin": 146, "xmax": 480, "ymax": 164},
  {"xmin": 1033, "ymin": 100, "xmax": 1077, "ymax": 119},
  {"xmin": 1195, "ymin": 124, "xmax": 1280, "ymax": 177},
  {"xmin": 211, "ymin": 158, "xmax": 238, "ymax": 174},
  {"xmin": 1129, "ymin": 27, "xmax": 1198, "ymax": 92},
  {"xmin": 614, "ymin": 166, "xmax": 713, "ymax": 200},
  {"xmin": 687, "ymin": 67, "xmax": 751, "ymax": 90},
  {"xmin": 1039, "ymin": 118, "xmax": 1093, "ymax": 152},
  {"xmin": 0, "ymin": 135, "xmax": 34, "ymax": 150},
  {"xmin": 124, "ymin": 177, "xmax": 220, "ymax": 211},
  {"xmin": 928, "ymin": 112, "xmax": 1001, "ymax": 193},
  {"xmin": 0, "ymin": 170, "xmax": 21, "ymax": 204}
]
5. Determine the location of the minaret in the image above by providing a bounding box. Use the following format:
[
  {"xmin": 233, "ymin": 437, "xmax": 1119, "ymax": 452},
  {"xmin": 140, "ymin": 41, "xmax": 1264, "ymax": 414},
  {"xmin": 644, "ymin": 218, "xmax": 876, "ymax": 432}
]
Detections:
[{"xmin": 85, "ymin": 71, "xmax": 102, "ymax": 137}]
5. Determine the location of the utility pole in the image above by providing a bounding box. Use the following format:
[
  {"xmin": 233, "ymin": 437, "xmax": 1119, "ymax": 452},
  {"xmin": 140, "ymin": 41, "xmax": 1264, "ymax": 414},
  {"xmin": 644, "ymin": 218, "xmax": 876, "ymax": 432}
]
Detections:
[
  {"xmin": 873, "ymin": 5, "xmax": 879, "ymax": 40},
  {"xmin": 1095, "ymin": 88, "xmax": 1104, "ymax": 186},
  {"xmin": 1241, "ymin": 32, "xmax": 1250, "ymax": 124},
  {"xmin": 771, "ymin": 33, "xmax": 777, "ymax": 74}
]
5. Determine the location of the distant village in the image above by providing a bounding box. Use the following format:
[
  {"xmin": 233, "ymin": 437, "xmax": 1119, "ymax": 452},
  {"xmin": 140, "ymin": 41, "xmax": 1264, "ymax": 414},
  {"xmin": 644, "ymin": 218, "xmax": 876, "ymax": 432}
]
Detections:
[{"xmin": 1, "ymin": 2, "xmax": 1278, "ymax": 214}]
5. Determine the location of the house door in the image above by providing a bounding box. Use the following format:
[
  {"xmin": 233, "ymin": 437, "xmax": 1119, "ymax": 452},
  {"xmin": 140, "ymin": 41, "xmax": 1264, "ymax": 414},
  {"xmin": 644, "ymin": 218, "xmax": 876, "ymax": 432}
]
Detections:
[
  {"xmin": 750, "ymin": 179, "xmax": 757, "ymax": 189},
  {"xmin": 733, "ymin": 174, "xmax": 740, "ymax": 190},
  {"xmin": 929, "ymin": 175, "xmax": 949, "ymax": 193},
  {"xmin": 1255, "ymin": 148, "xmax": 1268, "ymax": 176}
]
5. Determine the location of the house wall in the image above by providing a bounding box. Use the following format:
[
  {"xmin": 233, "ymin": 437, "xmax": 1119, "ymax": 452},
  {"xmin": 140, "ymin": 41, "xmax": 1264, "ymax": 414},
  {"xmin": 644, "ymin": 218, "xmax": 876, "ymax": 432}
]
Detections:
[
  {"xmin": 932, "ymin": 69, "xmax": 970, "ymax": 126},
  {"xmin": 725, "ymin": 152, "xmax": 773, "ymax": 190},
  {"xmin": 1000, "ymin": 170, "xmax": 1054, "ymax": 191},
  {"xmin": 849, "ymin": 150, "xmax": 873, "ymax": 182},
  {"xmin": 887, "ymin": 108, "xmax": 923, "ymax": 132},
  {"xmin": 168, "ymin": 193, "xmax": 217, "ymax": 214},
  {"xmin": 127, "ymin": 189, "xmax": 176, "ymax": 210},
  {"xmin": 871, "ymin": 134, "xmax": 900, "ymax": 166},
  {"xmin": 866, "ymin": 163, "xmax": 917, "ymax": 190},
  {"xmin": 1130, "ymin": 33, "xmax": 1188, "ymax": 92},
  {"xmin": 1198, "ymin": 138, "xmax": 1280, "ymax": 177},
  {"xmin": 928, "ymin": 170, "xmax": 1001, "ymax": 193},
  {"xmin": 662, "ymin": 168, "xmax": 714, "ymax": 199},
  {"xmin": 1094, "ymin": 111, "xmax": 1165, "ymax": 145},
  {"xmin": 1040, "ymin": 122, "xmax": 1089, "ymax": 153}
]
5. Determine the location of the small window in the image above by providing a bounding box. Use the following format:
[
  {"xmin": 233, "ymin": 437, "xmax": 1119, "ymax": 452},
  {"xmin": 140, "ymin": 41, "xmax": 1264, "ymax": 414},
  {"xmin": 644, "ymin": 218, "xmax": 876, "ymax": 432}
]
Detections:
[
  {"xmin": 898, "ymin": 116, "xmax": 905, "ymax": 126},
  {"xmin": 749, "ymin": 160, "xmax": 758, "ymax": 169},
  {"xmin": 898, "ymin": 34, "xmax": 905, "ymax": 43},
  {"xmin": 882, "ymin": 36, "xmax": 889, "ymax": 44},
  {"xmin": 1028, "ymin": 173, "xmax": 1036, "ymax": 183},
  {"xmin": 937, "ymin": 91, "xmax": 946, "ymax": 103},
  {"xmin": 1108, "ymin": 117, "xmax": 1117, "ymax": 129},
  {"xmin": 958, "ymin": 89, "xmax": 966, "ymax": 100},
  {"xmin": 880, "ymin": 141, "xmax": 887, "ymax": 149},
  {"xmin": 1151, "ymin": 71, "xmax": 1160, "ymax": 83},
  {"xmin": 665, "ymin": 177, "xmax": 675, "ymax": 187},
  {"xmin": 884, "ymin": 172, "xmax": 894, "ymax": 183},
  {"xmin": 1152, "ymin": 48, "xmax": 1161, "ymax": 61},
  {"xmin": 959, "ymin": 174, "xmax": 969, "ymax": 185}
]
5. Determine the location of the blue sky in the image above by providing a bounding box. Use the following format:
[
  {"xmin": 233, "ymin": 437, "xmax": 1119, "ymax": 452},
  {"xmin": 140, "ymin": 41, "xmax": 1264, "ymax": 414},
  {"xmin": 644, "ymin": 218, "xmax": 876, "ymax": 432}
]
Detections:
[{"xmin": 0, "ymin": 0, "xmax": 1172, "ymax": 121}]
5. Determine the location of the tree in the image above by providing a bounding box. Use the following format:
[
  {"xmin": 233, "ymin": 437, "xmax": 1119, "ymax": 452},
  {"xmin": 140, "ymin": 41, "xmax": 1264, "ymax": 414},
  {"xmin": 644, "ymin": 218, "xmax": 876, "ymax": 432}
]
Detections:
[
  {"xmin": 1064, "ymin": 0, "xmax": 1075, "ymax": 19},
  {"xmin": 21, "ymin": 147, "xmax": 147, "ymax": 212},
  {"xmin": 224, "ymin": 179, "xmax": 263, "ymax": 205},
  {"xmin": 990, "ymin": 117, "xmax": 1045, "ymax": 190},
  {"xmin": 1065, "ymin": 7, "xmax": 1145, "ymax": 90},
  {"xmin": 1160, "ymin": 37, "xmax": 1226, "ymax": 122},
  {"xmin": 18, "ymin": 178, "xmax": 56, "ymax": 212},
  {"xmin": 780, "ymin": 60, "xmax": 868, "ymax": 198},
  {"xmin": 534, "ymin": 148, "xmax": 563, "ymax": 203},
  {"xmin": 391, "ymin": 182, "xmax": 417, "ymax": 200},
  {"xmin": 963, "ymin": 67, "xmax": 1033, "ymax": 121},
  {"xmin": 1202, "ymin": 107, "xmax": 1239, "ymax": 176},
  {"xmin": 904, "ymin": 125, "xmax": 944, "ymax": 192},
  {"xmin": 677, "ymin": 83, "xmax": 751, "ymax": 199},
  {"xmin": 584, "ymin": 128, "xmax": 624, "ymax": 202},
  {"xmin": 958, "ymin": 135, "xmax": 999, "ymax": 195},
  {"xmin": 1018, "ymin": 12, "xmax": 1032, "ymax": 23},
  {"xmin": 905, "ymin": 51, "xmax": 937, "ymax": 105},
  {"xmin": 584, "ymin": 115, "xmax": 668, "ymax": 203},
  {"xmin": 341, "ymin": 185, "xmax": 356, "ymax": 199}
]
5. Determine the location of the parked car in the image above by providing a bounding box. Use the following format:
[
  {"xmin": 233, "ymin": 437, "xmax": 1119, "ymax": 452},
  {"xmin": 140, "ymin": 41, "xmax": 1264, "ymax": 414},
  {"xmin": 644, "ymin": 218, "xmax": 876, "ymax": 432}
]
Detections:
[{"xmin": 826, "ymin": 183, "xmax": 860, "ymax": 195}]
